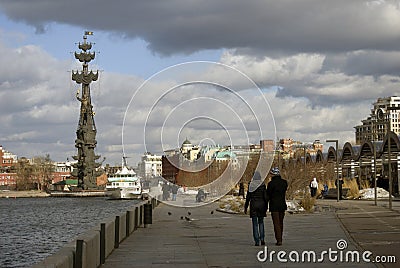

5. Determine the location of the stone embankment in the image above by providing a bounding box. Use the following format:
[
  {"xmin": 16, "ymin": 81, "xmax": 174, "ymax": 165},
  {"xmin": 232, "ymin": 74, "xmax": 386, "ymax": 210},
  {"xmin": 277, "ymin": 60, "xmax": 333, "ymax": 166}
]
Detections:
[
  {"xmin": 0, "ymin": 190, "xmax": 50, "ymax": 198},
  {"xmin": 32, "ymin": 197, "xmax": 159, "ymax": 268}
]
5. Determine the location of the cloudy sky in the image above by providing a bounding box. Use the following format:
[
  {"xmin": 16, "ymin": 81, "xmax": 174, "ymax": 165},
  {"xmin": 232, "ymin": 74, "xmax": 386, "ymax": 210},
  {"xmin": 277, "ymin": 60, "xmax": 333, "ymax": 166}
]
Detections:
[{"xmin": 1, "ymin": 0, "xmax": 400, "ymax": 166}]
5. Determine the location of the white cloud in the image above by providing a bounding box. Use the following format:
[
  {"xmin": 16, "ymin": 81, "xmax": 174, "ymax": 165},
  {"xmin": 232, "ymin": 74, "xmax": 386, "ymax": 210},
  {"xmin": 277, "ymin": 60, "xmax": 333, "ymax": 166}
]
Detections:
[
  {"xmin": 0, "ymin": 34, "xmax": 393, "ymax": 164},
  {"xmin": 0, "ymin": 36, "xmax": 144, "ymax": 164},
  {"xmin": 0, "ymin": 131, "xmax": 38, "ymax": 142},
  {"xmin": 220, "ymin": 51, "xmax": 325, "ymax": 86},
  {"xmin": 1, "ymin": 0, "xmax": 400, "ymax": 164}
]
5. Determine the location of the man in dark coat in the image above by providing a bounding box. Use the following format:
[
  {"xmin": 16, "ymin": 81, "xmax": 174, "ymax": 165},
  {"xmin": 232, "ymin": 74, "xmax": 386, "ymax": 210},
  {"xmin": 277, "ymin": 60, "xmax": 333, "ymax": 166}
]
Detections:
[
  {"xmin": 171, "ymin": 184, "xmax": 179, "ymax": 201},
  {"xmin": 162, "ymin": 182, "xmax": 170, "ymax": 201},
  {"xmin": 238, "ymin": 182, "xmax": 245, "ymax": 198},
  {"xmin": 266, "ymin": 167, "xmax": 288, "ymax": 246},
  {"xmin": 335, "ymin": 177, "xmax": 344, "ymax": 200},
  {"xmin": 244, "ymin": 171, "xmax": 268, "ymax": 246}
]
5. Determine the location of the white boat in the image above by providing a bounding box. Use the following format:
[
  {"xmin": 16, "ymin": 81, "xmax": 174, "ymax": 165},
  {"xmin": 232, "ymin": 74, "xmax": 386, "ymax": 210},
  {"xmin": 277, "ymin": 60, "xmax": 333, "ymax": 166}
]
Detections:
[{"xmin": 106, "ymin": 165, "xmax": 143, "ymax": 200}]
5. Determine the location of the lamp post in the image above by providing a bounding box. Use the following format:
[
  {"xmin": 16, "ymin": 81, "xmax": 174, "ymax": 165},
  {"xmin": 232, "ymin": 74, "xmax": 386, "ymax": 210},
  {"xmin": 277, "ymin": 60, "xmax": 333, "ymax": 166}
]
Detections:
[
  {"xmin": 276, "ymin": 139, "xmax": 282, "ymax": 170},
  {"xmin": 385, "ymin": 106, "xmax": 400, "ymax": 209},
  {"xmin": 388, "ymin": 128, "xmax": 392, "ymax": 210},
  {"xmin": 304, "ymin": 146, "xmax": 307, "ymax": 182},
  {"xmin": 371, "ymin": 118, "xmax": 378, "ymax": 206},
  {"xmin": 373, "ymin": 140, "xmax": 378, "ymax": 206},
  {"xmin": 326, "ymin": 139, "xmax": 340, "ymax": 202}
]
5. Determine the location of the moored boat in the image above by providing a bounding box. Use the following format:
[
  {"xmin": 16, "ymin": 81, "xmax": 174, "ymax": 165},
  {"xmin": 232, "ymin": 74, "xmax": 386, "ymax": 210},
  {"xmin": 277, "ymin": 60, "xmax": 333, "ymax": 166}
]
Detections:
[{"xmin": 106, "ymin": 164, "xmax": 143, "ymax": 200}]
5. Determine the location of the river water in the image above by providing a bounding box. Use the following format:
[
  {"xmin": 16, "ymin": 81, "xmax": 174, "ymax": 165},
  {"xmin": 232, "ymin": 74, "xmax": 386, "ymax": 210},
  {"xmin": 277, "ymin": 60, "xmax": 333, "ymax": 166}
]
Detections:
[{"xmin": 0, "ymin": 197, "xmax": 141, "ymax": 268}]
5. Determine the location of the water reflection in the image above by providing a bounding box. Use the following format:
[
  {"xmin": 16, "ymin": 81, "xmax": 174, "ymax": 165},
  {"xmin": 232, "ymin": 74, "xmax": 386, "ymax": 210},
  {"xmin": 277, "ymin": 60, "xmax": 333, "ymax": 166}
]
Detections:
[{"xmin": 0, "ymin": 197, "xmax": 140, "ymax": 268}]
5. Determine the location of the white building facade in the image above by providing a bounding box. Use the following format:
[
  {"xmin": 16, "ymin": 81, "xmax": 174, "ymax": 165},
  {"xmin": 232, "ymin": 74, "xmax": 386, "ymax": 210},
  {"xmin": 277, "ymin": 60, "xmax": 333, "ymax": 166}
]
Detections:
[{"xmin": 138, "ymin": 153, "xmax": 162, "ymax": 178}]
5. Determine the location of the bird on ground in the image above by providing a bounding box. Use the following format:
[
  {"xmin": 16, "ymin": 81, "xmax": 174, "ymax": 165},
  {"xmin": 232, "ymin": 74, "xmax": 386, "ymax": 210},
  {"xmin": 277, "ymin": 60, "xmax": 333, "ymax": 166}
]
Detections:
[
  {"xmin": 185, "ymin": 216, "xmax": 191, "ymax": 221},
  {"xmin": 187, "ymin": 211, "xmax": 191, "ymax": 216},
  {"xmin": 180, "ymin": 216, "xmax": 184, "ymax": 220},
  {"xmin": 210, "ymin": 210, "xmax": 214, "ymax": 214},
  {"xmin": 168, "ymin": 212, "xmax": 172, "ymax": 215}
]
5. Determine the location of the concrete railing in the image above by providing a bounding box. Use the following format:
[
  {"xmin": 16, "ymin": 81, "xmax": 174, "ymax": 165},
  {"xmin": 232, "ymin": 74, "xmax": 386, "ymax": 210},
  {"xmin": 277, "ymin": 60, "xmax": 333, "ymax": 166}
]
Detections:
[{"xmin": 33, "ymin": 197, "xmax": 161, "ymax": 268}]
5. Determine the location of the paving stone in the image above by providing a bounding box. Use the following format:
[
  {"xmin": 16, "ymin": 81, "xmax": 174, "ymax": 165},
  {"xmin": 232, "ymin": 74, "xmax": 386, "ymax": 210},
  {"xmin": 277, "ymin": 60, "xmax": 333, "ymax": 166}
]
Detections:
[{"xmin": 102, "ymin": 199, "xmax": 400, "ymax": 267}]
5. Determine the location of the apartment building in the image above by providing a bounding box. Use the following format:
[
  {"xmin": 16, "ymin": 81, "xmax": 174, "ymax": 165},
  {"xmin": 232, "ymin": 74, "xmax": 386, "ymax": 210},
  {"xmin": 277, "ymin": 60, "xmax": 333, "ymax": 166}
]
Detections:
[
  {"xmin": 355, "ymin": 96, "xmax": 400, "ymax": 144},
  {"xmin": 0, "ymin": 145, "xmax": 17, "ymax": 169},
  {"xmin": 138, "ymin": 152, "xmax": 162, "ymax": 178}
]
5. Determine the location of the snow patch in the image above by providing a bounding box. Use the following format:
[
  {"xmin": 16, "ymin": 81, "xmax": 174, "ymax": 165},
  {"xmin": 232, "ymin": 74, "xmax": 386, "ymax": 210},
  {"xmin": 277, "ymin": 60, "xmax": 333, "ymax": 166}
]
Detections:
[
  {"xmin": 359, "ymin": 187, "xmax": 392, "ymax": 199},
  {"xmin": 217, "ymin": 195, "xmax": 306, "ymax": 214}
]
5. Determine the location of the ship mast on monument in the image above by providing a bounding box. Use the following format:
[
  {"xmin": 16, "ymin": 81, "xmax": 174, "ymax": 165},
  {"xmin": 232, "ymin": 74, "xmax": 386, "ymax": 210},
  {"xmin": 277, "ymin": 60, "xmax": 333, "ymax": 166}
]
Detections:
[{"xmin": 71, "ymin": 31, "xmax": 102, "ymax": 189}]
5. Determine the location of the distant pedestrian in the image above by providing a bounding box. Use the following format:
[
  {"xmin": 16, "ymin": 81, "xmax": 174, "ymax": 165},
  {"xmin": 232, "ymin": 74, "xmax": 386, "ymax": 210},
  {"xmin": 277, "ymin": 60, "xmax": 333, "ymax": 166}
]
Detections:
[
  {"xmin": 171, "ymin": 184, "xmax": 179, "ymax": 201},
  {"xmin": 196, "ymin": 188, "xmax": 206, "ymax": 202},
  {"xmin": 310, "ymin": 178, "xmax": 318, "ymax": 197},
  {"xmin": 162, "ymin": 182, "xmax": 170, "ymax": 201},
  {"xmin": 321, "ymin": 183, "xmax": 329, "ymax": 198},
  {"xmin": 335, "ymin": 177, "xmax": 344, "ymax": 200},
  {"xmin": 244, "ymin": 171, "xmax": 268, "ymax": 246},
  {"xmin": 238, "ymin": 182, "xmax": 245, "ymax": 198},
  {"xmin": 267, "ymin": 167, "xmax": 288, "ymax": 246}
]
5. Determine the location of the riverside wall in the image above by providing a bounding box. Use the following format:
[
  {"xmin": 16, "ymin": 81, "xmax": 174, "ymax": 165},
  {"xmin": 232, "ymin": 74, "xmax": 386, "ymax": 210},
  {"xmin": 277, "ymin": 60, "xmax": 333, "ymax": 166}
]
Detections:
[
  {"xmin": 32, "ymin": 197, "xmax": 160, "ymax": 268},
  {"xmin": 0, "ymin": 190, "xmax": 50, "ymax": 198}
]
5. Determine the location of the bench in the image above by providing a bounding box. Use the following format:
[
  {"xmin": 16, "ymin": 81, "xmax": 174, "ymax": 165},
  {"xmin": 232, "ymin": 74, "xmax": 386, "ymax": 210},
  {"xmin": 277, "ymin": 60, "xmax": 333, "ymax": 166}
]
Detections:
[{"xmin": 323, "ymin": 188, "xmax": 349, "ymax": 199}]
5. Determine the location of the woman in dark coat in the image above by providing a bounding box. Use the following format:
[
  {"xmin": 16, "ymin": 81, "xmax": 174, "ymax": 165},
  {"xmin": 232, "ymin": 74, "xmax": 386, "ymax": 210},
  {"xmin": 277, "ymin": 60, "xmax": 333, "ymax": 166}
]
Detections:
[
  {"xmin": 266, "ymin": 167, "xmax": 288, "ymax": 246},
  {"xmin": 244, "ymin": 171, "xmax": 268, "ymax": 246}
]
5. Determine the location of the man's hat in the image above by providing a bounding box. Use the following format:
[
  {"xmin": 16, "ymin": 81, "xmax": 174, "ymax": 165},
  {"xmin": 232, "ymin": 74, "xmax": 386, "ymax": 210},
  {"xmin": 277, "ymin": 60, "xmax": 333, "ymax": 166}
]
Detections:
[{"xmin": 270, "ymin": 167, "xmax": 280, "ymax": 175}]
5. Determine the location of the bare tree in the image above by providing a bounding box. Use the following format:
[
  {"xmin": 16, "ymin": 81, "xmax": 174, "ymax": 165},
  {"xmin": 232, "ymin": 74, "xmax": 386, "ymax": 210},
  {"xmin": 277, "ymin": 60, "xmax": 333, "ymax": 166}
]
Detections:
[
  {"xmin": 15, "ymin": 157, "xmax": 34, "ymax": 190},
  {"xmin": 31, "ymin": 154, "xmax": 54, "ymax": 191},
  {"xmin": 15, "ymin": 155, "xmax": 54, "ymax": 191}
]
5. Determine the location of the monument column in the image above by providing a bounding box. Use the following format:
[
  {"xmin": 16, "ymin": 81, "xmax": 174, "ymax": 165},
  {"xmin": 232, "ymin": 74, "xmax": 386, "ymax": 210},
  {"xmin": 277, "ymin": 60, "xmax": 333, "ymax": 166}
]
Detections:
[{"xmin": 71, "ymin": 32, "xmax": 102, "ymax": 189}]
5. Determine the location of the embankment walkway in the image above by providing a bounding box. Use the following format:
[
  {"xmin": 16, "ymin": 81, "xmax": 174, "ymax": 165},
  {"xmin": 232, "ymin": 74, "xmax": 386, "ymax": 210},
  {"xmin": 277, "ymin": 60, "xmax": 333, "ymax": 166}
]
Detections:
[{"xmin": 101, "ymin": 199, "xmax": 399, "ymax": 267}]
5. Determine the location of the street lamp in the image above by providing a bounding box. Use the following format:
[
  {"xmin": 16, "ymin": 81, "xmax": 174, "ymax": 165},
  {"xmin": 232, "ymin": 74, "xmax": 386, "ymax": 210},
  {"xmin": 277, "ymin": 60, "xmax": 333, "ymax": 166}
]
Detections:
[
  {"xmin": 276, "ymin": 140, "xmax": 282, "ymax": 170},
  {"xmin": 384, "ymin": 106, "xmax": 400, "ymax": 209},
  {"xmin": 373, "ymin": 140, "xmax": 378, "ymax": 206},
  {"xmin": 326, "ymin": 139, "xmax": 340, "ymax": 202},
  {"xmin": 371, "ymin": 118, "xmax": 378, "ymax": 206}
]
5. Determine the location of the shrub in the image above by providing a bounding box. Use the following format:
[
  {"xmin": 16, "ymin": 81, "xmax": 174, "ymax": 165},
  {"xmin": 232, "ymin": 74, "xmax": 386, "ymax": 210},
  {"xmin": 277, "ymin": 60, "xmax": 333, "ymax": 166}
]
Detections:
[
  {"xmin": 326, "ymin": 179, "xmax": 336, "ymax": 190},
  {"xmin": 359, "ymin": 179, "xmax": 371, "ymax": 190},
  {"xmin": 299, "ymin": 193, "xmax": 315, "ymax": 212},
  {"xmin": 344, "ymin": 179, "xmax": 360, "ymax": 199}
]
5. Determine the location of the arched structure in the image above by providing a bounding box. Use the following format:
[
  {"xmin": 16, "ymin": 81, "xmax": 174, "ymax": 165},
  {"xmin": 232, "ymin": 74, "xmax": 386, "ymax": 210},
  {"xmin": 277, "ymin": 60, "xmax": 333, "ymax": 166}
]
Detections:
[
  {"xmin": 315, "ymin": 150, "xmax": 324, "ymax": 163},
  {"xmin": 380, "ymin": 132, "xmax": 400, "ymax": 194},
  {"xmin": 327, "ymin": 146, "xmax": 337, "ymax": 162},
  {"xmin": 280, "ymin": 132, "xmax": 400, "ymax": 194},
  {"xmin": 357, "ymin": 141, "xmax": 375, "ymax": 183},
  {"xmin": 341, "ymin": 143, "xmax": 360, "ymax": 179}
]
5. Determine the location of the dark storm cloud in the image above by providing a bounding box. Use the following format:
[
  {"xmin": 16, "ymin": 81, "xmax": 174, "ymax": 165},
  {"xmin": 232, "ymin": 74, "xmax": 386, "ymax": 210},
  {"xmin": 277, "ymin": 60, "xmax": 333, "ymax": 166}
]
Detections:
[
  {"xmin": 1, "ymin": 0, "xmax": 399, "ymax": 55},
  {"xmin": 322, "ymin": 50, "xmax": 400, "ymax": 76},
  {"xmin": 275, "ymin": 75, "xmax": 400, "ymax": 108},
  {"xmin": 275, "ymin": 86, "xmax": 367, "ymax": 107}
]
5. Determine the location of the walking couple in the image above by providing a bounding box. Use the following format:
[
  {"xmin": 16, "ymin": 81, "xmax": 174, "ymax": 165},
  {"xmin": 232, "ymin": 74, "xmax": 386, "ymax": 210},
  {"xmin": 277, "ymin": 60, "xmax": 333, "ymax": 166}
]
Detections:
[{"xmin": 244, "ymin": 167, "xmax": 288, "ymax": 246}]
